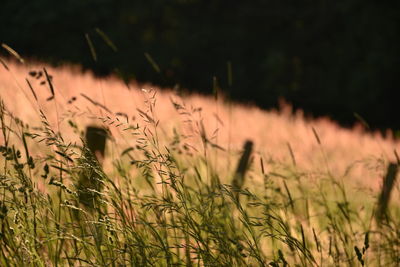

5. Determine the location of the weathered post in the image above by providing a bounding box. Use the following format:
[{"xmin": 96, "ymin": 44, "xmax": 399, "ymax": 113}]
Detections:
[
  {"xmin": 376, "ymin": 163, "xmax": 398, "ymax": 225},
  {"xmin": 85, "ymin": 126, "xmax": 107, "ymax": 163},
  {"xmin": 74, "ymin": 126, "xmax": 108, "ymax": 245},
  {"xmin": 76, "ymin": 126, "xmax": 107, "ymax": 210},
  {"xmin": 231, "ymin": 140, "xmax": 253, "ymax": 200}
]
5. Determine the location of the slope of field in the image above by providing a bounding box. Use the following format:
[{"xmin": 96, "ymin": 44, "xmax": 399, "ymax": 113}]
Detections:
[
  {"xmin": 0, "ymin": 58, "xmax": 398, "ymax": 191},
  {"xmin": 1, "ymin": 58, "xmax": 400, "ymax": 266}
]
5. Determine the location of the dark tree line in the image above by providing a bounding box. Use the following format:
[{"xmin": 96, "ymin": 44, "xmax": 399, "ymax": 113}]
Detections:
[{"xmin": 1, "ymin": 0, "xmax": 399, "ymax": 131}]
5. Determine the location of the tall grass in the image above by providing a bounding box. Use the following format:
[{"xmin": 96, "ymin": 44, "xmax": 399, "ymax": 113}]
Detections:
[{"xmin": 0, "ymin": 58, "xmax": 399, "ymax": 266}]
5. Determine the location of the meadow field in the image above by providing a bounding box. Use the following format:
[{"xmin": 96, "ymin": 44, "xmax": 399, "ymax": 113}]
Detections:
[{"xmin": 0, "ymin": 58, "xmax": 399, "ymax": 266}]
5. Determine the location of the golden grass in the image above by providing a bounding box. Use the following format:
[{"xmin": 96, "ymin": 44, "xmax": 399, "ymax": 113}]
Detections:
[{"xmin": 0, "ymin": 58, "xmax": 399, "ymax": 192}]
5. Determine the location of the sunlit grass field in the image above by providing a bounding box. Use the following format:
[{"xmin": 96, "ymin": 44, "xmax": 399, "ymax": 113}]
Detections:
[{"xmin": 0, "ymin": 58, "xmax": 399, "ymax": 266}]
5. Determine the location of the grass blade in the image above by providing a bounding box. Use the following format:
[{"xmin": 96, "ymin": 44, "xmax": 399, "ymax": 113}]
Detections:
[
  {"xmin": 1, "ymin": 43, "xmax": 24, "ymax": 63},
  {"xmin": 95, "ymin": 28, "xmax": 118, "ymax": 52},
  {"xmin": 85, "ymin": 33, "xmax": 97, "ymax": 62},
  {"xmin": 144, "ymin": 52, "xmax": 160, "ymax": 73}
]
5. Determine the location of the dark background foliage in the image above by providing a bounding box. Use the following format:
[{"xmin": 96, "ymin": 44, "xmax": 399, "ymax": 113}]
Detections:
[{"xmin": 1, "ymin": 0, "xmax": 398, "ymax": 131}]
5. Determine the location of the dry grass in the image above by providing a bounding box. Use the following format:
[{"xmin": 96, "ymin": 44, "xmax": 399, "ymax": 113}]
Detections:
[
  {"xmin": 1, "ymin": 59, "xmax": 398, "ymax": 191},
  {"xmin": 1, "ymin": 58, "xmax": 400, "ymax": 266}
]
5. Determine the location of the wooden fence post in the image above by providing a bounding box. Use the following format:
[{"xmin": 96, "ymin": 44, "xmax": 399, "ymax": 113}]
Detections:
[{"xmin": 232, "ymin": 140, "xmax": 253, "ymax": 200}]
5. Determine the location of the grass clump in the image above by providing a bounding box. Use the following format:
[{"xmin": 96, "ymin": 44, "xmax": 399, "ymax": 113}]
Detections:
[{"xmin": 0, "ymin": 71, "xmax": 399, "ymax": 267}]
